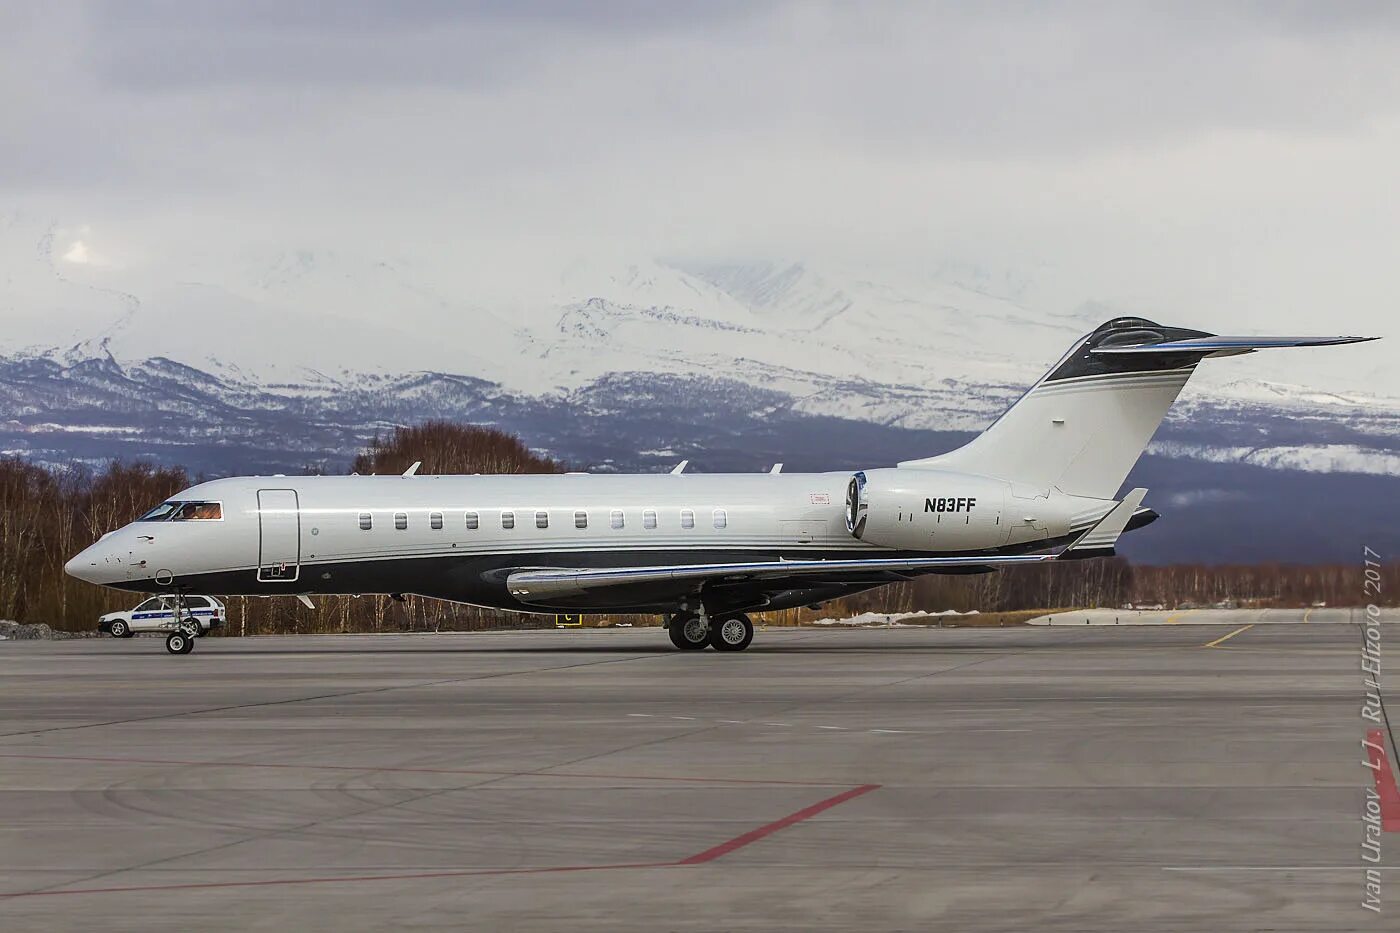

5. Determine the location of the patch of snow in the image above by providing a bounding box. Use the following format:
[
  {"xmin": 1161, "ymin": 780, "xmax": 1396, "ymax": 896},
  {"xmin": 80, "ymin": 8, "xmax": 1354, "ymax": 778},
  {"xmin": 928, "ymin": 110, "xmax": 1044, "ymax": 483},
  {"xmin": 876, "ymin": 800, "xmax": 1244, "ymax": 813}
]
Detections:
[
  {"xmin": 808, "ymin": 609, "xmax": 980, "ymax": 626},
  {"xmin": 1148, "ymin": 440, "xmax": 1400, "ymax": 476}
]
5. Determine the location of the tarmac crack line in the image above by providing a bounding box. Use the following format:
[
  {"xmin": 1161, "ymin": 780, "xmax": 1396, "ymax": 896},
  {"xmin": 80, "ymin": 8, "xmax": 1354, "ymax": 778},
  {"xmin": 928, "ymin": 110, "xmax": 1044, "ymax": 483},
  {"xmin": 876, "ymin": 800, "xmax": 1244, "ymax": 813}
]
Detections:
[
  {"xmin": 0, "ymin": 630, "xmax": 1086, "ymax": 901},
  {"xmin": 752, "ymin": 630, "xmax": 1102, "ymax": 726},
  {"xmin": 0, "ymin": 651, "xmax": 664, "ymax": 741},
  {"xmin": 0, "ymin": 723, "xmax": 879, "ymax": 900},
  {"xmin": 4, "ymin": 681, "xmax": 748, "ymax": 901}
]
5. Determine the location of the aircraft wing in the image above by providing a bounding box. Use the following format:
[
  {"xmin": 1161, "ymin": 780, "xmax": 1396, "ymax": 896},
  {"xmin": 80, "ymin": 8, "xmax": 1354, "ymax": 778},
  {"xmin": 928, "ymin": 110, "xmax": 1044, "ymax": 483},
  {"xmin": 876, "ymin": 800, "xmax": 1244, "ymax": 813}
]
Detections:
[{"xmin": 505, "ymin": 553, "xmax": 1053, "ymax": 605}]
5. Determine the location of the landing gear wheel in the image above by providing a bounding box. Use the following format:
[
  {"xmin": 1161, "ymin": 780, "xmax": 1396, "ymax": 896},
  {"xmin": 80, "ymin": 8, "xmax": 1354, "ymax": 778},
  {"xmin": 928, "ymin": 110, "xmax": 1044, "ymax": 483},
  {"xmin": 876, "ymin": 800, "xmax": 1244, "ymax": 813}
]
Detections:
[
  {"xmin": 709, "ymin": 613, "xmax": 754, "ymax": 652},
  {"xmin": 667, "ymin": 613, "xmax": 710, "ymax": 651},
  {"xmin": 165, "ymin": 631, "xmax": 193, "ymax": 654},
  {"xmin": 108, "ymin": 620, "xmax": 128, "ymax": 638}
]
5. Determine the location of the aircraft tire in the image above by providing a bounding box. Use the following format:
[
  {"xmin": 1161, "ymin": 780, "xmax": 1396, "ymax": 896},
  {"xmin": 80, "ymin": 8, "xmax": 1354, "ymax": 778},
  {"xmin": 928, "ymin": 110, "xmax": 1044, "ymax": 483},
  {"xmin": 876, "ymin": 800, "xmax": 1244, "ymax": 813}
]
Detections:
[
  {"xmin": 165, "ymin": 632, "xmax": 190, "ymax": 655},
  {"xmin": 668, "ymin": 613, "xmax": 710, "ymax": 650},
  {"xmin": 709, "ymin": 613, "xmax": 754, "ymax": 652}
]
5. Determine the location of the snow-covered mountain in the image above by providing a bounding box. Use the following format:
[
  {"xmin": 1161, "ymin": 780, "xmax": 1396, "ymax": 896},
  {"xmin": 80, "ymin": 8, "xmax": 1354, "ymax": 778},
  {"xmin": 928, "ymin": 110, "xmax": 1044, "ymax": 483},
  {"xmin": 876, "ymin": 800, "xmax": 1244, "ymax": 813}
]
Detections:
[
  {"xmin": 4, "ymin": 212, "xmax": 1398, "ymax": 562},
  {"xmin": 4, "ymin": 211, "xmax": 1397, "ymax": 451}
]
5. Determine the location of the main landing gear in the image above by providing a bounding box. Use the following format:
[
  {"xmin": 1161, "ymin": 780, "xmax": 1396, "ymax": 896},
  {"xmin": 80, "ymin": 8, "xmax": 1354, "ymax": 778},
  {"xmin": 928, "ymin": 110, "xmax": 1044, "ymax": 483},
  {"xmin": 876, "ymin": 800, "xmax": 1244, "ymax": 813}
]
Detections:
[{"xmin": 667, "ymin": 611, "xmax": 754, "ymax": 652}]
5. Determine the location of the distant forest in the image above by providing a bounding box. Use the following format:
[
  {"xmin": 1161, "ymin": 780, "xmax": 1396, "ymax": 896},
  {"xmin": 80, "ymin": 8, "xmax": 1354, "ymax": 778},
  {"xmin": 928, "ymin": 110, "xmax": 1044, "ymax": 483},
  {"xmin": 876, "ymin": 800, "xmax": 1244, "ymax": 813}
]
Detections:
[{"xmin": 1, "ymin": 421, "xmax": 1394, "ymax": 635}]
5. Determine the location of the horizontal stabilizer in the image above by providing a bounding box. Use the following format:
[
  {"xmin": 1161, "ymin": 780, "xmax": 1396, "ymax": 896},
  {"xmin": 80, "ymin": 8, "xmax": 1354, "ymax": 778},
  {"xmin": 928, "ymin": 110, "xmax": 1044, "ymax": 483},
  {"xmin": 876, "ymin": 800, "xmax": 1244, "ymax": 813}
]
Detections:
[
  {"xmin": 1092, "ymin": 335, "xmax": 1376, "ymax": 355},
  {"xmin": 1066, "ymin": 488, "xmax": 1148, "ymax": 556}
]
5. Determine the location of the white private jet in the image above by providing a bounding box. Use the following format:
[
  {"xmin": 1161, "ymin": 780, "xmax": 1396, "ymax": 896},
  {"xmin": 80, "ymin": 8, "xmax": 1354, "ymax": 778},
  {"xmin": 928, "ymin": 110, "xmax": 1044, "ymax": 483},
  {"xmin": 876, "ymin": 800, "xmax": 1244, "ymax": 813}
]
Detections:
[{"xmin": 66, "ymin": 318, "xmax": 1375, "ymax": 653}]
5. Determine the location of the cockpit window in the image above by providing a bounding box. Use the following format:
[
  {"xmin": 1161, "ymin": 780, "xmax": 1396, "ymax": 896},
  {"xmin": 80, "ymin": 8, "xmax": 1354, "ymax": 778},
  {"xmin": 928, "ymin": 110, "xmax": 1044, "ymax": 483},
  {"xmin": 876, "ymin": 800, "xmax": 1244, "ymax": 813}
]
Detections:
[
  {"xmin": 137, "ymin": 502, "xmax": 181, "ymax": 522},
  {"xmin": 137, "ymin": 501, "xmax": 223, "ymax": 521}
]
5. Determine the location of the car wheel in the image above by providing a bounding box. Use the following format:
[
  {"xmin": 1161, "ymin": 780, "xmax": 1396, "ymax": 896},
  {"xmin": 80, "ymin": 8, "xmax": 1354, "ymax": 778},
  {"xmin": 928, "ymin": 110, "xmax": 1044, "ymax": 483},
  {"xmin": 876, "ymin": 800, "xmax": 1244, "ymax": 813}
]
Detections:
[{"xmin": 108, "ymin": 620, "xmax": 128, "ymax": 638}]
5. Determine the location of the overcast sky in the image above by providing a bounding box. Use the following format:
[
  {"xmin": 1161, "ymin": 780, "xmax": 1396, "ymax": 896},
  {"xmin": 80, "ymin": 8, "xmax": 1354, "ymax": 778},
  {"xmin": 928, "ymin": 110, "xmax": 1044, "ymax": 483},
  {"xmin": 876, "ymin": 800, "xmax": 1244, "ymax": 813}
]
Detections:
[{"xmin": 3, "ymin": 1, "xmax": 1399, "ymax": 337}]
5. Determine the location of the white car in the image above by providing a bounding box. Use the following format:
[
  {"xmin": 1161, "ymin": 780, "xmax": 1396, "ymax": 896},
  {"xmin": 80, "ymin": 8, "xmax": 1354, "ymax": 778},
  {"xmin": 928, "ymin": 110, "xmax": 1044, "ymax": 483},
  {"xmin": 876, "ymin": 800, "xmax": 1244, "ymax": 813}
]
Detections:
[{"xmin": 99, "ymin": 595, "xmax": 226, "ymax": 638}]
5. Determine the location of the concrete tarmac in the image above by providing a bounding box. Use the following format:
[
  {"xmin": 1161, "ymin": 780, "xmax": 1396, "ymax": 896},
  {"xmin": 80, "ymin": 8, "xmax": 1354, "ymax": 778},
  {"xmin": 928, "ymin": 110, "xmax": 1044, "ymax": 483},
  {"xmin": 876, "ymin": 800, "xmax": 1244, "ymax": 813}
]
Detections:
[{"xmin": 1, "ymin": 614, "xmax": 1396, "ymax": 931}]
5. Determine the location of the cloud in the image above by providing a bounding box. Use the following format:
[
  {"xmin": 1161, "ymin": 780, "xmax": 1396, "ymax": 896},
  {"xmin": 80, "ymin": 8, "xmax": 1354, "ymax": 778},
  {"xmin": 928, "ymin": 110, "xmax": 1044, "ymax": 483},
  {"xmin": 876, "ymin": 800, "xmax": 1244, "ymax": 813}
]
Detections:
[
  {"xmin": 0, "ymin": 0, "xmax": 1397, "ymax": 351},
  {"xmin": 61, "ymin": 240, "xmax": 90, "ymax": 264}
]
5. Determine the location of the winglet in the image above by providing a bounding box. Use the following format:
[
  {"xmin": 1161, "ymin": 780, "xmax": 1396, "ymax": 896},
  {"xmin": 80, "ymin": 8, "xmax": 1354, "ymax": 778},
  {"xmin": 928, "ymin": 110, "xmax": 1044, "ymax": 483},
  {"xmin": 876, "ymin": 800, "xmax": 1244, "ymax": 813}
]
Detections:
[
  {"xmin": 670, "ymin": 460, "xmax": 689, "ymax": 475},
  {"xmin": 296, "ymin": 594, "xmax": 315, "ymax": 609},
  {"xmin": 403, "ymin": 461, "xmax": 421, "ymax": 476},
  {"xmin": 1063, "ymin": 488, "xmax": 1148, "ymax": 557}
]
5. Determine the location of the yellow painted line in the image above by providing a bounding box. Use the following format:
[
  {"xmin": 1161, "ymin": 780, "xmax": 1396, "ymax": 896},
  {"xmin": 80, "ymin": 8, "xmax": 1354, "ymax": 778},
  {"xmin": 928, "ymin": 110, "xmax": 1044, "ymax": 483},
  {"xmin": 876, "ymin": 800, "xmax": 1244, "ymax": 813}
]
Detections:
[
  {"xmin": 1303, "ymin": 607, "xmax": 1314, "ymax": 624},
  {"xmin": 1203, "ymin": 624, "xmax": 1254, "ymax": 648},
  {"xmin": 1165, "ymin": 609, "xmax": 1197, "ymax": 624}
]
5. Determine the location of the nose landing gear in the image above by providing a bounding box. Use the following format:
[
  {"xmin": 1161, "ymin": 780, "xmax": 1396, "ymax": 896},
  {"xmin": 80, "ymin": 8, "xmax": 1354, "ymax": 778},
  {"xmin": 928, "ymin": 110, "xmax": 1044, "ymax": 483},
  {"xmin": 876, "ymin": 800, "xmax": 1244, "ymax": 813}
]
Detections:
[{"xmin": 163, "ymin": 592, "xmax": 201, "ymax": 654}]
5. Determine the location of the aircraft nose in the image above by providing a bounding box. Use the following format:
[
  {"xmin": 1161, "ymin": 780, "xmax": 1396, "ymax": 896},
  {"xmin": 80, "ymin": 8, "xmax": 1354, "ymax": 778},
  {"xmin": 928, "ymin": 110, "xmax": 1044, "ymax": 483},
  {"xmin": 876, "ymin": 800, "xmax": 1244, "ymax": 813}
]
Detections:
[{"xmin": 65, "ymin": 547, "xmax": 104, "ymax": 584}]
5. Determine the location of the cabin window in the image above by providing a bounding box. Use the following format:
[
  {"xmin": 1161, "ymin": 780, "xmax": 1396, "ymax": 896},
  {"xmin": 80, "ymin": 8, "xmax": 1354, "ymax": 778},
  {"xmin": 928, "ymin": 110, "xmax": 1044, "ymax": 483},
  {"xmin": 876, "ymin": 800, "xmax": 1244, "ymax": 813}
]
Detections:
[
  {"xmin": 643, "ymin": 509, "xmax": 657, "ymax": 530},
  {"xmin": 610, "ymin": 509, "xmax": 624, "ymax": 529},
  {"xmin": 430, "ymin": 511, "xmax": 443, "ymax": 530},
  {"xmin": 502, "ymin": 511, "xmax": 515, "ymax": 529},
  {"xmin": 465, "ymin": 511, "xmax": 479, "ymax": 530},
  {"xmin": 394, "ymin": 512, "xmax": 408, "ymax": 530},
  {"xmin": 358, "ymin": 512, "xmax": 372, "ymax": 531},
  {"xmin": 680, "ymin": 509, "xmax": 694, "ymax": 529},
  {"xmin": 713, "ymin": 508, "xmax": 727, "ymax": 529},
  {"xmin": 535, "ymin": 510, "xmax": 549, "ymax": 529},
  {"xmin": 574, "ymin": 510, "xmax": 588, "ymax": 529}
]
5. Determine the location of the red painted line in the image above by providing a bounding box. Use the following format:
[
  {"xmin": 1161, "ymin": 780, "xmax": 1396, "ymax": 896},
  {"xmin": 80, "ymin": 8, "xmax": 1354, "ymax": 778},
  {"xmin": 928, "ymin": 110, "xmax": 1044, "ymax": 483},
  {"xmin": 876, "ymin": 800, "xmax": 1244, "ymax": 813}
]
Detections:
[
  {"xmin": 1365, "ymin": 729, "xmax": 1400, "ymax": 832},
  {"xmin": 0, "ymin": 862, "xmax": 677, "ymax": 900},
  {"xmin": 678, "ymin": 783, "xmax": 880, "ymax": 864},
  {"xmin": 0, "ymin": 753, "xmax": 846, "ymax": 787}
]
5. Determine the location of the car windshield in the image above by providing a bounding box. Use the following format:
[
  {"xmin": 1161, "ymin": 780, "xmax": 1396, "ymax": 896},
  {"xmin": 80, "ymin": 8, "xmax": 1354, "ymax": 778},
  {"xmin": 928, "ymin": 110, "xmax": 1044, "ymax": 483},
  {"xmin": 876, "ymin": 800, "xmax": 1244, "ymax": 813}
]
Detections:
[{"xmin": 137, "ymin": 501, "xmax": 222, "ymax": 521}]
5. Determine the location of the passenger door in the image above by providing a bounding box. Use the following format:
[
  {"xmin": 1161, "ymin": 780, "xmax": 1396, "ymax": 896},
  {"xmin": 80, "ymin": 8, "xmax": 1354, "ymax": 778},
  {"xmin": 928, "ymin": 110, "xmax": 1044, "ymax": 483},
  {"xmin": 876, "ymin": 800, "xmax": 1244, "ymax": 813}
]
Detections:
[{"xmin": 256, "ymin": 489, "xmax": 301, "ymax": 582}]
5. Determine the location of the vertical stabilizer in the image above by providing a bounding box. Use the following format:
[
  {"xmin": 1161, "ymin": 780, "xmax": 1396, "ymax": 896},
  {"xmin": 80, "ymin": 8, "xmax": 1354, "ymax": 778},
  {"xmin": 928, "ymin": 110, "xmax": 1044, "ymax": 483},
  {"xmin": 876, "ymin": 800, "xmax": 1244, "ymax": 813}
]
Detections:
[{"xmin": 898, "ymin": 319, "xmax": 1375, "ymax": 499}]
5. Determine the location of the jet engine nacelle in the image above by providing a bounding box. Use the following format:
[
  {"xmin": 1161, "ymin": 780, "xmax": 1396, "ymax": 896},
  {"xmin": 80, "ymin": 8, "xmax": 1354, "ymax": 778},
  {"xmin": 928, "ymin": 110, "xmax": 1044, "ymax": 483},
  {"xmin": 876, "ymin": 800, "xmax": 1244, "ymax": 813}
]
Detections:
[{"xmin": 845, "ymin": 468, "xmax": 1095, "ymax": 552}]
